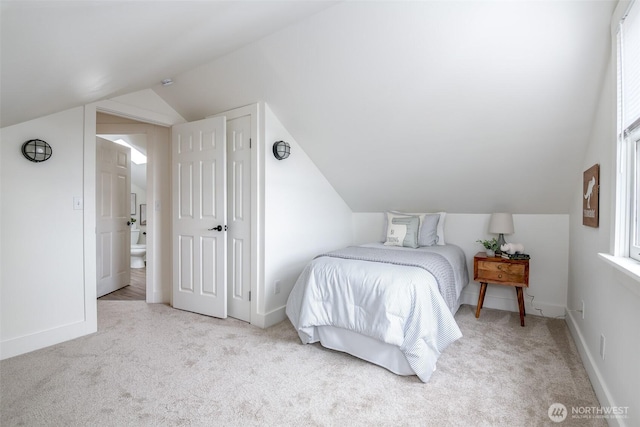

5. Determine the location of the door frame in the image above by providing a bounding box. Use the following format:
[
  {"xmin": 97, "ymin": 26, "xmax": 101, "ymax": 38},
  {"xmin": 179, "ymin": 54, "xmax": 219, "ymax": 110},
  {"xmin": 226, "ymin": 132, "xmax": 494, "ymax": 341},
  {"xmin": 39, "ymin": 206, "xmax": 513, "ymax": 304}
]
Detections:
[
  {"xmin": 96, "ymin": 124, "xmax": 153, "ymax": 302},
  {"xmin": 83, "ymin": 101, "xmax": 263, "ymax": 326}
]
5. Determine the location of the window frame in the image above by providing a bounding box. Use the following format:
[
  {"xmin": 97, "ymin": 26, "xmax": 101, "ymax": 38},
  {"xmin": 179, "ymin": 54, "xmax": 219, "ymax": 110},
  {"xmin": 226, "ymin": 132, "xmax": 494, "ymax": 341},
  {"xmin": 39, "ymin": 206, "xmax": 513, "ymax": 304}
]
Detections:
[
  {"xmin": 617, "ymin": 126, "xmax": 640, "ymax": 262},
  {"xmin": 630, "ymin": 128, "xmax": 640, "ymax": 261},
  {"xmin": 616, "ymin": 0, "xmax": 640, "ymax": 263}
]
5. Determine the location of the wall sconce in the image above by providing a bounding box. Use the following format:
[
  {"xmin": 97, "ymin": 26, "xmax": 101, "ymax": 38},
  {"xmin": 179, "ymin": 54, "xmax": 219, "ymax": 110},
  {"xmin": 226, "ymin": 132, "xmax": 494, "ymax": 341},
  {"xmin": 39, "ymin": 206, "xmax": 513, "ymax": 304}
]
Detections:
[
  {"xmin": 272, "ymin": 141, "xmax": 291, "ymax": 160},
  {"xmin": 21, "ymin": 139, "xmax": 52, "ymax": 163},
  {"xmin": 489, "ymin": 212, "xmax": 514, "ymax": 252}
]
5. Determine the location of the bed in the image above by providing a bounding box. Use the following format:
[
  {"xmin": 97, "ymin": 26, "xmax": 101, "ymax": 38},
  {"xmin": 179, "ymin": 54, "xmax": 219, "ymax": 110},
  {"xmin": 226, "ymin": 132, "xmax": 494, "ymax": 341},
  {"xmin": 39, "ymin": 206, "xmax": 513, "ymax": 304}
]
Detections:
[{"xmin": 286, "ymin": 212, "xmax": 469, "ymax": 383}]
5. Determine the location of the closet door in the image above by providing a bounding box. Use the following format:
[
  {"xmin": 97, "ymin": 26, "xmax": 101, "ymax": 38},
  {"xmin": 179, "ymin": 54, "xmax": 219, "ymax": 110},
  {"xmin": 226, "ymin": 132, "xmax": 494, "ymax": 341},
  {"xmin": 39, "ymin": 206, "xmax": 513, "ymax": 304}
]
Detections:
[
  {"xmin": 172, "ymin": 117, "xmax": 227, "ymax": 318},
  {"xmin": 226, "ymin": 114, "xmax": 252, "ymax": 322}
]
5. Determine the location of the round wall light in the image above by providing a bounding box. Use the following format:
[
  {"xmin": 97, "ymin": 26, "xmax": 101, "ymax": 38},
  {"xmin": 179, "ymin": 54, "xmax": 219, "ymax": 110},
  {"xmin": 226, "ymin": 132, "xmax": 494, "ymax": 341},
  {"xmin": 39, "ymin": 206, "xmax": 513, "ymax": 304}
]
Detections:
[
  {"xmin": 272, "ymin": 141, "xmax": 291, "ymax": 160},
  {"xmin": 22, "ymin": 139, "xmax": 52, "ymax": 163}
]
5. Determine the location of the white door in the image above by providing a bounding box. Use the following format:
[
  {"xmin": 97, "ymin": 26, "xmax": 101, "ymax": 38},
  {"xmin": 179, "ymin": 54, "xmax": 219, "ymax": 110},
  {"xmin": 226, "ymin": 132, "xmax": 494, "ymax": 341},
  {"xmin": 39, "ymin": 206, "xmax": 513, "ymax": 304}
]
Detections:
[
  {"xmin": 227, "ymin": 115, "xmax": 252, "ymax": 321},
  {"xmin": 172, "ymin": 117, "xmax": 227, "ymax": 317},
  {"xmin": 96, "ymin": 137, "xmax": 131, "ymax": 297}
]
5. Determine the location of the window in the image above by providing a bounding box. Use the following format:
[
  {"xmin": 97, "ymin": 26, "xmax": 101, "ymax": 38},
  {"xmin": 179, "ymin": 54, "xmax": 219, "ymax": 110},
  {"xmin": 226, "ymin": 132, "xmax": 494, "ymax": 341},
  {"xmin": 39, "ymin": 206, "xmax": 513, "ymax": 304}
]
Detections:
[{"xmin": 617, "ymin": 0, "xmax": 640, "ymax": 262}]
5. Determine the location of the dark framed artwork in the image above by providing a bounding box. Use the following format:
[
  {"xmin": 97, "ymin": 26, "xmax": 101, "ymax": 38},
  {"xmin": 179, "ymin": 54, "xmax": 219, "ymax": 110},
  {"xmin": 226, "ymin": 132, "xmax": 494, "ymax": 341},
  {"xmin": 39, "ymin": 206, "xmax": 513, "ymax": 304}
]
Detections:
[{"xmin": 583, "ymin": 164, "xmax": 599, "ymax": 228}]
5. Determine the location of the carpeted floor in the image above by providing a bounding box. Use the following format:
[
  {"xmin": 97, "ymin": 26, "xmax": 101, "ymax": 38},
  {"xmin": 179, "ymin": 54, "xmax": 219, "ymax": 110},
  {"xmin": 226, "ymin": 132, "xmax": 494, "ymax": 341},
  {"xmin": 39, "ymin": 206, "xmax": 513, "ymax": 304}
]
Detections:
[{"xmin": 0, "ymin": 302, "xmax": 604, "ymax": 426}]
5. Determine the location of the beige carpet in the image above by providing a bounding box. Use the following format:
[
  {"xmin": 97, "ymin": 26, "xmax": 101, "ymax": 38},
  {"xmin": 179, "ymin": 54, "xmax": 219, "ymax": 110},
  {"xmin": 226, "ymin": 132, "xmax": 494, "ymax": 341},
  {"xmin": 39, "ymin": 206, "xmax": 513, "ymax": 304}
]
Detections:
[{"xmin": 1, "ymin": 302, "xmax": 604, "ymax": 426}]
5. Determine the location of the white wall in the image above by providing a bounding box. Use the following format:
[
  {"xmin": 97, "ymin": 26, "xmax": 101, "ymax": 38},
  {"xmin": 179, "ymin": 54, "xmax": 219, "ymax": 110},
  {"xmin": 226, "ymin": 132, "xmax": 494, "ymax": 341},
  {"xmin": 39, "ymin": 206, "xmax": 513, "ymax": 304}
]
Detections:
[
  {"xmin": 99, "ymin": 89, "xmax": 186, "ymax": 127},
  {"xmin": 354, "ymin": 213, "xmax": 569, "ymax": 318},
  {"xmin": 262, "ymin": 104, "xmax": 353, "ymax": 324},
  {"xmin": 0, "ymin": 92, "xmax": 180, "ymax": 360},
  {"xmin": 565, "ymin": 5, "xmax": 640, "ymax": 423},
  {"xmin": 0, "ymin": 107, "xmax": 95, "ymax": 359},
  {"xmin": 145, "ymin": 126, "xmax": 172, "ymax": 303}
]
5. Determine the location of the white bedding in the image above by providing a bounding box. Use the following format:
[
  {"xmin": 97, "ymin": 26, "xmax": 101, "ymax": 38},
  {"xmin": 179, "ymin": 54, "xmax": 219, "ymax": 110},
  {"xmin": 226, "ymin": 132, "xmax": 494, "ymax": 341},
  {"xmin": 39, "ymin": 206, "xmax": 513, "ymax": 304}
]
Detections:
[{"xmin": 286, "ymin": 244, "xmax": 468, "ymax": 382}]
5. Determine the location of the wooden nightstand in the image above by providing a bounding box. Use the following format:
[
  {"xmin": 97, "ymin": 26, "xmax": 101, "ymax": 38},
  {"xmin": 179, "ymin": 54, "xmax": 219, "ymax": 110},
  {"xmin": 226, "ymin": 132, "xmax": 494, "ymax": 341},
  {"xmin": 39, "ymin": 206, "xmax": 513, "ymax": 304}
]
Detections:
[{"xmin": 473, "ymin": 252, "xmax": 530, "ymax": 327}]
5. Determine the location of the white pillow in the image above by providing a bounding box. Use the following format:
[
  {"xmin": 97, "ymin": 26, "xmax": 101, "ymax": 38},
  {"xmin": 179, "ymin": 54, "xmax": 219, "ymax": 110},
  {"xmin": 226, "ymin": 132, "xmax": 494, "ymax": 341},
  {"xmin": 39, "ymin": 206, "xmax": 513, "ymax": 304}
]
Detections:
[
  {"xmin": 418, "ymin": 213, "xmax": 440, "ymax": 246},
  {"xmin": 434, "ymin": 212, "xmax": 446, "ymax": 245},
  {"xmin": 387, "ymin": 211, "xmax": 447, "ymax": 246},
  {"xmin": 383, "ymin": 223, "xmax": 407, "ymax": 247}
]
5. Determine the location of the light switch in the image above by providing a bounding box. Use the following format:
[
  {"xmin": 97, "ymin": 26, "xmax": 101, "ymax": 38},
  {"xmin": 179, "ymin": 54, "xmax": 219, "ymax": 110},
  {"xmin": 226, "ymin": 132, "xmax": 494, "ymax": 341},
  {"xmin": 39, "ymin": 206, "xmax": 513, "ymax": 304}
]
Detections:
[{"xmin": 73, "ymin": 197, "xmax": 83, "ymax": 210}]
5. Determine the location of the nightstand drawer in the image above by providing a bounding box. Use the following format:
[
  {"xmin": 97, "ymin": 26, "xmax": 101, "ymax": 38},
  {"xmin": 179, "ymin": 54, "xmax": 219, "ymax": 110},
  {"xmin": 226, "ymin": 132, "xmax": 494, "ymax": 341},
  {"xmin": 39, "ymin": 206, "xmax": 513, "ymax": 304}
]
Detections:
[{"xmin": 476, "ymin": 261, "xmax": 525, "ymax": 284}]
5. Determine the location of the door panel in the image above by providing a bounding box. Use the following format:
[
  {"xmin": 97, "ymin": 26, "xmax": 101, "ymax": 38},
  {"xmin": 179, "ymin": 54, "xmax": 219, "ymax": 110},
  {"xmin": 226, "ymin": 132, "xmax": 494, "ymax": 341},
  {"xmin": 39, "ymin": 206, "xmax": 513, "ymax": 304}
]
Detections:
[
  {"xmin": 226, "ymin": 115, "xmax": 252, "ymax": 321},
  {"xmin": 172, "ymin": 117, "xmax": 227, "ymax": 318},
  {"xmin": 96, "ymin": 137, "xmax": 131, "ymax": 297},
  {"xmin": 201, "ymin": 237, "xmax": 217, "ymax": 295},
  {"xmin": 178, "ymin": 162, "xmax": 194, "ymax": 218},
  {"xmin": 201, "ymin": 160, "xmax": 217, "ymax": 218},
  {"xmin": 178, "ymin": 235, "xmax": 194, "ymax": 292}
]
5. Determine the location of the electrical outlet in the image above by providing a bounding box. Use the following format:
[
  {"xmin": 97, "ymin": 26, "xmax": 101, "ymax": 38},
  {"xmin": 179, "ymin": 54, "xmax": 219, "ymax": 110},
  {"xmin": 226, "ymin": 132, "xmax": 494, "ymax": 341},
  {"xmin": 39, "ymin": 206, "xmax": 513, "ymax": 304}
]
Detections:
[
  {"xmin": 581, "ymin": 300, "xmax": 585, "ymax": 319},
  {"xmin": 274, "ymin": 280, "xmax": 281, "ymax": 295},
  {"xmin": 600, "ymin": 335, "xmax": 606, "ymax": 360}
]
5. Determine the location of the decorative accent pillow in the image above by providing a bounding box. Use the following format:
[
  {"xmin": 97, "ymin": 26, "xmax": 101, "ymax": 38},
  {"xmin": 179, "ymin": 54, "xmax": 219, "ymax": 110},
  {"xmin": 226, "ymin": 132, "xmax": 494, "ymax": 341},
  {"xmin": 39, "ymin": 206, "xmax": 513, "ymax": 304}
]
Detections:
[
  {"xmin": 384, "ymin": 211, "xmax": 447, "ymax": 246},
  {"xmin": 383, "ymin": 223, "xmax": 407, "ymax": 247},
  {"xmin": 383, "ymin": 212, "xmax": 417, "ymax": 246},
  {"xmin": 391, "ymin": 216, "xmax": 420, "ymax": 248},
  {"xmin": 385, "ymin": 211, "xmax": 447, "ymax": 246}
]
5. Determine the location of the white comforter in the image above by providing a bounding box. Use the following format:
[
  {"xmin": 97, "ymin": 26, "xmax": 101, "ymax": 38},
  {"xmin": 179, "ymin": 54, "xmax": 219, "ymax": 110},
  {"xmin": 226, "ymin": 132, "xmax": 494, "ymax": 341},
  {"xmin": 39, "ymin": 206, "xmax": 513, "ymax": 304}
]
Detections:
[{"xmin": 286, "ymin": 252, "xmax": 463, "ymax": 382}]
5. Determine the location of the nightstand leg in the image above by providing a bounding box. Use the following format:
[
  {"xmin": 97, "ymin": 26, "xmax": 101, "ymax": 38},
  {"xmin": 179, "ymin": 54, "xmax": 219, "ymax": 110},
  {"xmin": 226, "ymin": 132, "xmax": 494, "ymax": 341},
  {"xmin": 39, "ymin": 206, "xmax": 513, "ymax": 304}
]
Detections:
[
  {"xmin": 475, "ymin": 283, "xmax": 487, "ymax": 318},
  {"xmin": 516, "ymin": 287, "xmax": 525, "ymax": 327}
]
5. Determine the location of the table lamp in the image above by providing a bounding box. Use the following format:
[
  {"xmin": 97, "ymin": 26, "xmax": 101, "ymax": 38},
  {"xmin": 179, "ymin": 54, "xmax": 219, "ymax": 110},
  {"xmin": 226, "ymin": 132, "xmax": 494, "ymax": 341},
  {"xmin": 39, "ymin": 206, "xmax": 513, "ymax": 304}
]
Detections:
[{"xmin": 489, "ymin": 213, "xmax": 514, "ymax": 252}]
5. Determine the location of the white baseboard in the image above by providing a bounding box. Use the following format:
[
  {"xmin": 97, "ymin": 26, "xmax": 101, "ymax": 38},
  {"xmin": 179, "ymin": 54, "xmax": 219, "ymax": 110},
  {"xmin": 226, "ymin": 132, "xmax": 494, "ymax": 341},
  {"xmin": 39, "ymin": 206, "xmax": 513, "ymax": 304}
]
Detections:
[
  {"xmin": 252, "ymin": 306, "xmax": 287, "ymax": 329},
  {"xmin": 460, "ymin": 288, "xmax": 566, "ymax": 318},
  {"xmin": 0, "ymin": 320, "xmax": 96, "ymax": 360},
  {"xmin": 565, "ymin": 310, "xmax": 628, "ymax": 427},
  {"xmin": 148, "ymin": 290, "xmax": 167, "ymax": 304}
]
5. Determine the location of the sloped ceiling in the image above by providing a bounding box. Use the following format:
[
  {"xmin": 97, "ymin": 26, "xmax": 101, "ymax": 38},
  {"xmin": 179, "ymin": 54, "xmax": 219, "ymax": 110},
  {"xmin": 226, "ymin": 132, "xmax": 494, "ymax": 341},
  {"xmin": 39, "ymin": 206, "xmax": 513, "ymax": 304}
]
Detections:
[
  {"xmin": 154, "ymin": 1, "xmax": 616, "ymax": 214},
  {"xmin": 0, "ymin": 0, "xmax": 336, "ymax": 127},
  {"xmin": 1, "ymin": 1, "xmax": 616, "ymax": 214}
]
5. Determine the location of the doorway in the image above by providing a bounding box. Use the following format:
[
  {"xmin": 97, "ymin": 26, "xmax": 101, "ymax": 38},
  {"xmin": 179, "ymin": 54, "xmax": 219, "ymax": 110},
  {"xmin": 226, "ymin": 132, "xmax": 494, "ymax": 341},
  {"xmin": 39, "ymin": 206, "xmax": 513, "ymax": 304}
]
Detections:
[
  {"xmin": 170, "ymin": 114, "xmax": 252, "ymax": 322},
  {"xmin": 95, "ymin": 112, "xmax": 172, "ymax": 304}
]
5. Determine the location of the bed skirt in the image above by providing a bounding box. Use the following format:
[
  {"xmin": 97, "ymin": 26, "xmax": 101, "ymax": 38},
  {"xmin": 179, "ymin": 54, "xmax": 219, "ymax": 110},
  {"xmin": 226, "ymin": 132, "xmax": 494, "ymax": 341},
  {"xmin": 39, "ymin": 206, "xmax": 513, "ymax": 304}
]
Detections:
[{"xmin": 316, "ymin": 326, "xmax": 414, "ymax": 376}]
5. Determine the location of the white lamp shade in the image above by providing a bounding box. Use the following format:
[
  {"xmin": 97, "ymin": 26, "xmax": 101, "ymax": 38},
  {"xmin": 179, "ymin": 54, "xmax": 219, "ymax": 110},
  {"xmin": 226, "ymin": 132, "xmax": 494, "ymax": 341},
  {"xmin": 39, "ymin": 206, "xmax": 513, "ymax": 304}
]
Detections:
[{"xmin": 489, "ymin": 213, "xmax": 514, "ymax": 234}]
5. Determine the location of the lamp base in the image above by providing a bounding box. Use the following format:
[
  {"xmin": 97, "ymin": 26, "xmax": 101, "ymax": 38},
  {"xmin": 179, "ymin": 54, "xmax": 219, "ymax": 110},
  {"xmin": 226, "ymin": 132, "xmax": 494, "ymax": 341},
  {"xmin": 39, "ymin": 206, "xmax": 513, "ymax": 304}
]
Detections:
[{"xmin": 495, "ymin": 234, "xmax": 506, "ymax": 255}]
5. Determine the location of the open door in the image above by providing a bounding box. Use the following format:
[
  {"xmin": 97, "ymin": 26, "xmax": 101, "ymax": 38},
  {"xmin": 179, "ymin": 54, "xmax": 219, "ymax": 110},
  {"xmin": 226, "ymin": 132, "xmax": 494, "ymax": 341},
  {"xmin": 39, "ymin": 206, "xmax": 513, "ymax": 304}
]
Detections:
[
  {"xmin": 172, "ymin": 116, "xmax": 227, "ymax": 317},
  {"xmin": 96, "ymin": 137, "xmax": 131, "ymax": 297}
]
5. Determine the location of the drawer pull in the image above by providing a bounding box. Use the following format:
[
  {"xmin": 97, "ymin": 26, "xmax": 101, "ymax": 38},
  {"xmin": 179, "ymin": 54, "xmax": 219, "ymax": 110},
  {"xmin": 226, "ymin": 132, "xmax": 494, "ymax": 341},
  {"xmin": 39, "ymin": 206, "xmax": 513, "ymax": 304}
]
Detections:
[
  {"xmin": 498, "ymin": 274, "xmax": 503, "ymax": 279},
  {"xmin": 498, "ymin": 265, "xmax": 502, "ymax": 270}
]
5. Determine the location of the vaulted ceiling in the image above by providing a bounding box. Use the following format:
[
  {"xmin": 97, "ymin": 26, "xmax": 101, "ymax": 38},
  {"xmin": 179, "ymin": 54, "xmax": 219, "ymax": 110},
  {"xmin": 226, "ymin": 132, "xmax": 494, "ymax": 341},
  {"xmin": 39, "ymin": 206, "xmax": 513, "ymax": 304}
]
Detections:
[{"xmin": 1, "ymin": 1, "xmax": 617, "ymax": 214}]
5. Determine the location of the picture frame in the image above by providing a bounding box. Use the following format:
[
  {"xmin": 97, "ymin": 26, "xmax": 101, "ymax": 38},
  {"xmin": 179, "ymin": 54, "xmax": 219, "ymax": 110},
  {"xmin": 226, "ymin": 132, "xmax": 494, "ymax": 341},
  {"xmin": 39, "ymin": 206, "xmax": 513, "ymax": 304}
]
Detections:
[
  {"xmin": 583, "ymin": 164, "xmax": 599, "ymax": 228},
  {"xmin": 140, "ymin": 204, "xmax": 147, "ymax": 226},
  {"xmin": 130, "ymin": 193, "xmax": 136, "ymax": 215}
]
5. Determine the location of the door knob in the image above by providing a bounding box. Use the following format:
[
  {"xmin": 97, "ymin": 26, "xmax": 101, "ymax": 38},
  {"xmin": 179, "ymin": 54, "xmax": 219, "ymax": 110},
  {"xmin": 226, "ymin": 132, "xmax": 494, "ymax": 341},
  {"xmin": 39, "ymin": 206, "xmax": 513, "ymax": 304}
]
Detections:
[{"xmin": 208, "ymin": 225, "xmax": 227, "ymax": 232}]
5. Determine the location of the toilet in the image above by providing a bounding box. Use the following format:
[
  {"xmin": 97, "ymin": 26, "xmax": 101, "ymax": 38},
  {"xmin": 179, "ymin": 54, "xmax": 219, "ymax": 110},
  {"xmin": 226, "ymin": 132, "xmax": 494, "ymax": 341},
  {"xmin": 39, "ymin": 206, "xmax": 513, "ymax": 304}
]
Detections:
[{"xmin": 130, "ymin": 228, "xmax": 146, "ymax": 269}]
